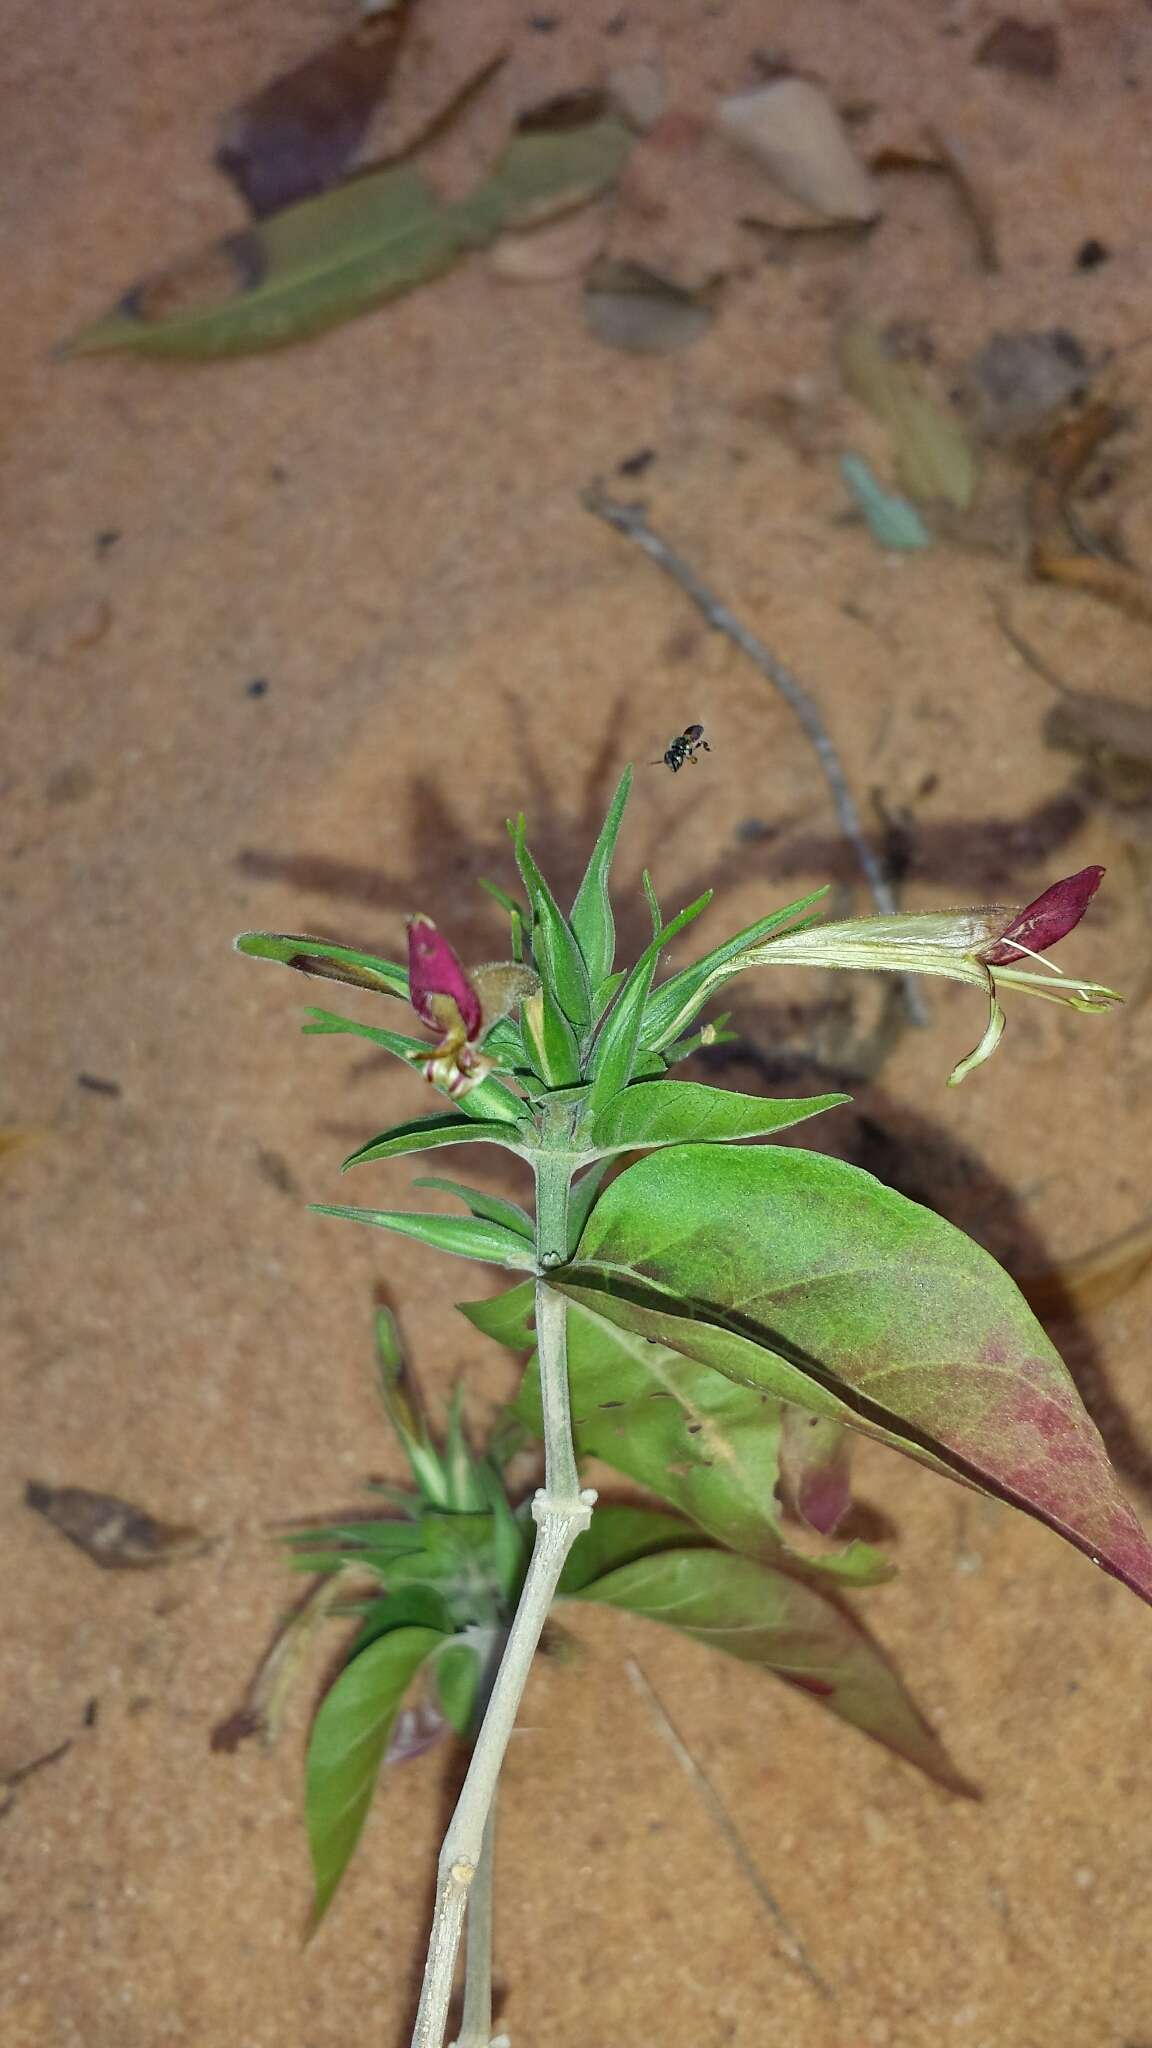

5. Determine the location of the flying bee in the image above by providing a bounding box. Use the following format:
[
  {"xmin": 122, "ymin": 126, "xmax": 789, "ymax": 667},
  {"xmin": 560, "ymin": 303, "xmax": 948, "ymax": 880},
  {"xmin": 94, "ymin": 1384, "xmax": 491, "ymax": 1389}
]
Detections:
[{"xmin": 653, "ymin": 723, "xmax": 711, "ymax": 773}]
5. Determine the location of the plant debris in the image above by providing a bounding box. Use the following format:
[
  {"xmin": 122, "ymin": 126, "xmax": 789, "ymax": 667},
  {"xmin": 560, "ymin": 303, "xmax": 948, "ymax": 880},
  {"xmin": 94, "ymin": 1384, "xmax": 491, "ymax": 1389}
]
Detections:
[
  {"xmin": 63, "ymin": 113, "xmax": 633, "ymax": 358},
  {"xmin": 1026, "ymin": 402, "xmax": 1152, "ymax": 625},
  {"xmin": 216, "ymin": 2, "xmax": 415, "ymax": 218},
  {"xmin": 974, "ymin": 17, "xmax": 1061, "ymax": 79},
  {"xmin": 839, "ymin": 321, "xmax": 977, "ymax": 509},
  {"xmin": 717, "ymin": 77, "xmax": 881, "ymax": 224},
  {"xmin": 26, "ymin": 1481, "xmax": 212, "ymax": 1569},
  {"xmin": 961, "ymin": 329, "xmax": 1090, "ymax": 445},
  {"xmin": 840, "ymin": 453, "xmax": 931, "ymax": 550},
  {"xmin": 583, "ymin": 258, "xmax": 714, "ymax": 353}
]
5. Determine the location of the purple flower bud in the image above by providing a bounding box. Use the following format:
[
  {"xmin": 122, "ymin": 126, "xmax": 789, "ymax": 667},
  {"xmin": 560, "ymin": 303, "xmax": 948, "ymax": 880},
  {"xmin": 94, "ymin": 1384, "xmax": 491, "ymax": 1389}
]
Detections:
[
  {"xmin": 981, "ymin": 866, "xmax": 1105, "ymax": 967},
  {"xmin": 406, "ymin": 916, "xmax": 483, "ymax": 1042}
]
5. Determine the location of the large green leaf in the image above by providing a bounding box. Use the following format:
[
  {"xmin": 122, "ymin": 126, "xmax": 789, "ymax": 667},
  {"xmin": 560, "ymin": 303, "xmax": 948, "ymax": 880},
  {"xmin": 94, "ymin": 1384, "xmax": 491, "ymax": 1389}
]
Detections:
[
  {"xmin": 575, "ymin": 1548, "xmax": 973, "ymax": 1793},
  {"xmin": 515, "ymin": 1294, "xmax": 890, "ymax": 1586},
  {"xmin": 311, "ymin": 1203, "xmax": 536, "ymax": 1270},
  {"xmin": 587, "ymin": 1079, "xmax": 847, "ymax": 1155},
  {"xmin": 306, "ymin": 1625, "xmax": 445, "ymax": 1923},
  {"xmin": 342, "ymin": 1113, "xmax": 529, "ymax": 1169},
  {"xmin": 554, "ymin": 1145, "xmax": 1152, "ymax": 1608},
  {"xmin": 64, "ymin": 118, "xmax": 633, "ymax": 360}
]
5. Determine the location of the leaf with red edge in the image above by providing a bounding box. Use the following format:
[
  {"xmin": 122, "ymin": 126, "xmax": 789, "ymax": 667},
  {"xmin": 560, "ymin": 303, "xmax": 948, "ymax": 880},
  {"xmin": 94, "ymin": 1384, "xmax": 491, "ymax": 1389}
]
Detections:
[
  {"xmin": 573, "ymin": 1546, "xmax": 975, "ymax": 1794},
  {"xmin": 553, "ymin": 1144, "xmax": 1152, "ymax": 1609}
]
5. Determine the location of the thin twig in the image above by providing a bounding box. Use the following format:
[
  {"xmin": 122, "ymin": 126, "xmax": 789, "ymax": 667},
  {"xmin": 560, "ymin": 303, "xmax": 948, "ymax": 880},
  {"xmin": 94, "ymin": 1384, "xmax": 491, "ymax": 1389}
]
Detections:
[
  {"xmin": 624, "ymin": 1659, "xmax": 831, "ymax": 2002},
  {"xmin": 582, "ymin": 486, "xmax": 927, "ymax": 1025}
]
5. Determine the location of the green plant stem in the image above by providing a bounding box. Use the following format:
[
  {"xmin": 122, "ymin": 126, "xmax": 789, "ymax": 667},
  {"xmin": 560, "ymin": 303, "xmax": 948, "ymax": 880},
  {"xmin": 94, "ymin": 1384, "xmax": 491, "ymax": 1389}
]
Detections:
[
  {"xmin": 450, "ymin": 1807, "xmax": 500, "ymax": 2048},
  {"xmin": 409, "ymin": 1137, "xmax": 594, "ymax": 2048}
]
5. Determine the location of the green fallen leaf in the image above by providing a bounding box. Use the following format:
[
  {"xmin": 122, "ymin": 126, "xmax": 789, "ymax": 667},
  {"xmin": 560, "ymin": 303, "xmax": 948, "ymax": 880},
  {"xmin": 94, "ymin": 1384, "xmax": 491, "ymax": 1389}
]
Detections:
[
  {"xmin": 63, "ymin": 117, "xmax": 633, "ymax": 360},
  {"xmin": 839, "ymin": 323, "xmax": 977, "ymax": 510}
]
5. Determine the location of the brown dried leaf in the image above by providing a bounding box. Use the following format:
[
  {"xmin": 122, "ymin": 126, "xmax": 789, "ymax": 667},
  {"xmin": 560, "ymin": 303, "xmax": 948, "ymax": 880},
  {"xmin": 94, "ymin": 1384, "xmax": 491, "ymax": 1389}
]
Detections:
[
  {"xmin": 717, "ymin": 78, "xmax": 881, "ymax": 224},
  {"xmin": 583, "ymin": 258, "xmax": 715, "ymax": 353},
  {"xmin": 26, "ymin": 1482, "xmax": 211, "ymax": 1570},
  {"xmin": 974, "ymin": 18, "xmax": 1061, "ymax": 79},
  {"xmin": 217, "ymin": 2, "xmax": 414, "ymax": 218}
]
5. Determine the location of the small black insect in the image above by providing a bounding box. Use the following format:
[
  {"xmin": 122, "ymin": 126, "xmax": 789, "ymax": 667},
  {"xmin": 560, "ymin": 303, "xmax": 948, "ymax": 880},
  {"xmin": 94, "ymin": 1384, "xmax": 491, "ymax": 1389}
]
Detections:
[{"xmin": 653, "ymin": 723, "xmax": 711, "ymax": 773}]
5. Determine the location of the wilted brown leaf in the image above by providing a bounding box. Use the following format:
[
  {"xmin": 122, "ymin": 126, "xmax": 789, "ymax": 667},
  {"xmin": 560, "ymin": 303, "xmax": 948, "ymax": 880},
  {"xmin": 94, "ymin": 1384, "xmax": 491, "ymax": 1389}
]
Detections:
[
  {"xmin": 217, "ymin": 2, "xmax": 414, "ymax": 218},
  {"xmin": 26, "ymin": 1482, "xmax": 211, "ymax": 1570}
]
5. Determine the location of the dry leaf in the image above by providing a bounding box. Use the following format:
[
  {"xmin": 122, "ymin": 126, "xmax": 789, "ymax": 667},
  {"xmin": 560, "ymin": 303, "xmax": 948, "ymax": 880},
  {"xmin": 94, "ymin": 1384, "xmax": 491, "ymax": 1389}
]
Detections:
[
  {"xmin": 216, "ymin": 3, "xmax": 415, "ymax": 217},
  {"xmin": 26, "ymin": 1482, "xmax": 212, "ymax": 1570},
  {"xmin": 717, "ymin": 78, "xmax": 881, "ymax": 224},
  {"xmin": 961, "ymin": 330, "xmax": 1089, "ymax": 444},
  {"xmin": 839, "ymin": 321, "xmax": 977, "ymax": 509},
  {"xmin": 974, "ymin": 18, "xmax": 1061, "ymax": 78},
  {"xmin": 583, "ymin": 259, "xmax": 714, "ymax": 353}
]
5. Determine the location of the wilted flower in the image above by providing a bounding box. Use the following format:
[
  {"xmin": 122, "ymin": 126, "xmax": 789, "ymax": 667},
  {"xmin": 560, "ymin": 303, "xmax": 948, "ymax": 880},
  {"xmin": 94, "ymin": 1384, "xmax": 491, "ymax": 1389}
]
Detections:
[
  {"xmin": 698, "ymin": 867, "xmax": 1121, "ymax": 1085},
  {"xmin": 406, "ymin": 915, "xmax": 537, "ymax": 1097}
]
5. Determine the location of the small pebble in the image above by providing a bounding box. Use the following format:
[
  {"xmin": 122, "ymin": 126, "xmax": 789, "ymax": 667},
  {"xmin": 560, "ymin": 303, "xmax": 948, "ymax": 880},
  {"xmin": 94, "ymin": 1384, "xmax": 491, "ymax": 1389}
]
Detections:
[
  {"xmin": 245, "ymin": 677, "xmax": 269, "ymax": 699},
  {"xmin": 618, "ymin": 447, "xmax": 656, "ymax": 476},
  {"xmin": 1075, "ymin": 237, "xmax": 1110, "ymax": 271}
]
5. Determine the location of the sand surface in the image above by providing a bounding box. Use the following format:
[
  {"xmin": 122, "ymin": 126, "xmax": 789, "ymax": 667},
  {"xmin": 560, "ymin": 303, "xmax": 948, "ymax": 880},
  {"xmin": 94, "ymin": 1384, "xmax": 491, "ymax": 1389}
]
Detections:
[{"xmin": 4, "ymin": 2, "xmax": 1152, "ymax": 2043}]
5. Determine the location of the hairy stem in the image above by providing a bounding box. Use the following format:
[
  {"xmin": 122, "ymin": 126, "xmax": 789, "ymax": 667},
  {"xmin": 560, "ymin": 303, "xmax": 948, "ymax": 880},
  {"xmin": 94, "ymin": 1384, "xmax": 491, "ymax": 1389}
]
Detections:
[{"xmin": 409, "ymin": 1140, "xmax": 593, "ymax": 2048}]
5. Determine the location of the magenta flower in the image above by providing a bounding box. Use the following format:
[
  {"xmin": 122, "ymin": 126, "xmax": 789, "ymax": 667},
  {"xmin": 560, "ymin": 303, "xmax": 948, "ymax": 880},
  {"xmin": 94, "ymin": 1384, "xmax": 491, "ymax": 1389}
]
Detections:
[
  {"xmin": 406, "ymin": 916, "xmax": 537, "ymax": 1098},
  {"xmin": 981, "ymin": 866, "xmax": 1104, "ymax": 966}
]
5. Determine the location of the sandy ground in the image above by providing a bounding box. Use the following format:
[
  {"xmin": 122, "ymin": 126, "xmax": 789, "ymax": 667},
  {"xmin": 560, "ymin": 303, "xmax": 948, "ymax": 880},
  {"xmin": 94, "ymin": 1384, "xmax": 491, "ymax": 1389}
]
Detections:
[{"xmin": 4, "ymin": 1, "xmax": 1152, "ymax": 2043}]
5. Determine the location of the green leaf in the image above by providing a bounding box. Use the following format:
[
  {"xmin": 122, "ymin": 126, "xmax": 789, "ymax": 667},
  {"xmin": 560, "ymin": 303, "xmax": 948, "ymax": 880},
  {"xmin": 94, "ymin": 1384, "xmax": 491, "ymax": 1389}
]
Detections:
[
  {"xmin": 306, "ymin": 1625, "xmax": 445, "ymax": 1923},
  {"xmin": 566, "ymin": 1157, "xmax": 613, "ymax": 1253},
  {"xmin": 342, "ymin": 1113, "xmax": 528, "ymax": 1170},
  {"xmin": 457, "ymin": 1277, "xmax": 537, "ymax": 1351},
  {"xmin": 569, "ymin": 766, "xmax": 633, "ymax": 992},
  {"xmin": 839, "ymin": 322, "xmax": 977, "ymax": 511},
  {"xmin": 235, "ymin": 931, "xmax": 407, "ymax": 998},
  {"xmin": 587, "ymin": 1079, "xmax": 847, "ymax": 1155},
  {"xmin": 514, "ymin": 1294, "xmax": 890, "ymax": 1586},
  {"xmin": 65, "ymin": 118, "xmax": 632, "ymax": 361},
  {"xmin": 576, "ymin": 1548, "xmax": 974, "ymax": 1793},
  {"xmin": 468, "ymin": 115, "xmax": 633, "ymax": 234},
  {"xmin": 66, "ymin": 168, "xmax": 465, "ymax": 359},
  {"xmin": 555, "ymin": 1145, "xmax": 1152, "ymax": 1609},
  {"xmin": 311, "ymin": 1204, "xmax": 537, "ymax": 1271},
  {"xmin": 558, "ymin": 1503, "xmax": 707, "ymax": 1595},
  {"xmin": 520, "ymin": 986, "xmax": 583, "ymax": 1086},
  {"xmin": 412, "ymin": 1176, "xmax": 534, "ymax": 1241},
  {"xmin": 346, "ymin": 1585, "xmax": 457, "ymax": 1657},
  {"xmin": 586, "ymin": 890, "xmax": 712, "ymax": 1115},
  {"xmin": 434, "ymin": 1639, "xmax": 482, "ymax": 1736},
  {"xmin": 303, "ymin": 1006, "xmax": 428, "ymax": 1058},
  {"xmin": 640, "ymin": 890, "xmax": 829, "ymax": 1051},
  {"xmin": 510, "ymin": 816, "xmax": 592, "ymax": 1028}
]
